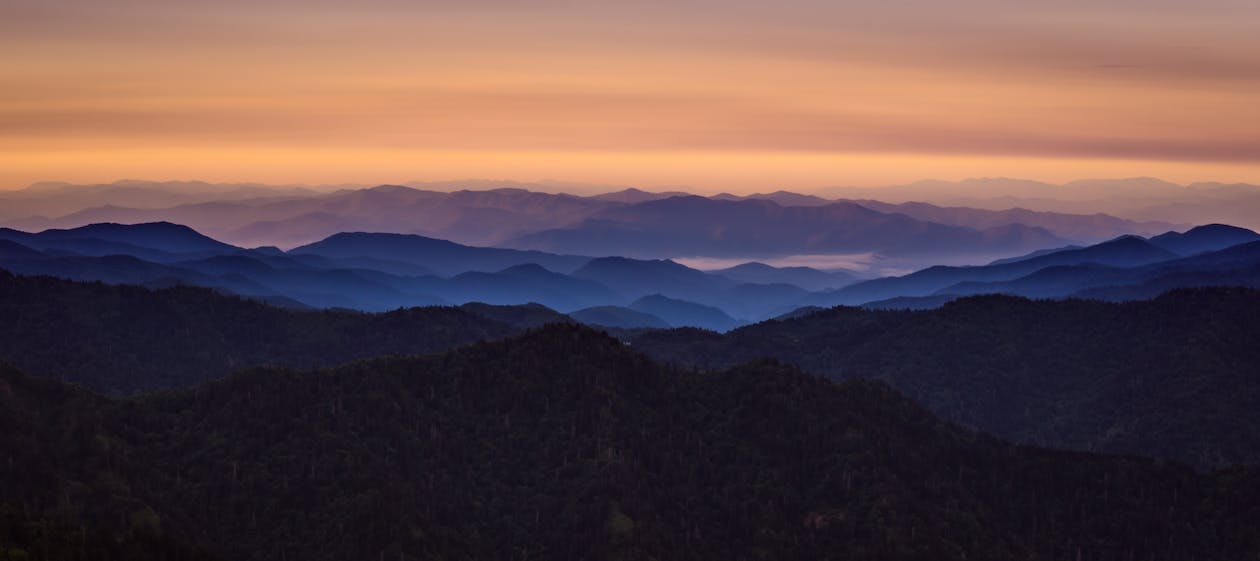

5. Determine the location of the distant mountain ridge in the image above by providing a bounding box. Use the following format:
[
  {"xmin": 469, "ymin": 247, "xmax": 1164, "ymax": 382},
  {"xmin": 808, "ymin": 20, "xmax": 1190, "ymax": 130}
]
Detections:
[
  {"xmin": 812, "ymin": 234, "xmax": 1182, "ymax": 305},
  {"xmin": 819, "ymin": 177, "xmax": 1260, "ymax": 230},
  {"xmin": 0, "ymin": 223, "xmax": 830, "ymax": 325},
  {"xmin": 505, "ymin": 196, "xmax": 1071, "ymax": 259},
  {"xmin": 2, "ymin": 180, "xmax": 1187, "ymax": 263},
  {"xmin": 290, "ymin": 231, "xmax": 592, "ymax": 276},
  {"xmin": 711, "ymin": 261, "xmax": 858, "ymax": 291},
  {"xmin": 4, "ymin": 220, "xmax": 1260, "ymax": 325},
  {"xmin": 803, "ymin": 225, "xmax": 1260, "ymax": 308},
  {"xmin": 1148, "ymin": 223, "xmax": 1260, "ymax": 255},
  {"xmin": 0, "ymin": 221, "xmax": 236, "ymax": 261},
  {"xmin": 852, "ymin": 199, "xmax": 1179, "ymax": 240},
  {"xmin": 628, "ymin": 294, "xmax": 741, "ymax": 332},
  {"xmin": 941, "ymin": 239, "xmax": 1260, "ymax": 301}
]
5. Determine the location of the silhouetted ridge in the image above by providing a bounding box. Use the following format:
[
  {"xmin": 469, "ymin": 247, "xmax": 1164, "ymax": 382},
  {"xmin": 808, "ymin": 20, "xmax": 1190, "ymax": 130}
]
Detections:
[
  {"xmin": 447, "ymin": 263, "xmax": 621, "ymax": 311},
  {"xmin": 572, "ymin": 257, "xmax": 734, "ymax": 303},
  {"xmin": 291, "ymin": 231, "xmax": 590, "ymax": 276},
  {"xmin": 2, "ymin": 323, "xmax": 1258, "ymax": 560},
  {"xmin": 0, "ymin": 239, "xmax": 44, "ymax": 260},
  {"xmin": 931, "ymin": 236, "xmax": 1260, "ymax": 300},
  {"xmin": 497, "ymin": 262, "xmax": 553, "ymax": 275},
  {"xmin": 634, "ymin": 287, "xmax": 1260, "ymax": 469},
  {"xmin": 713, "ymin": 261, "xmax": 857, "ymax": 291},
  {"xmin": 569, "ymin": 305, "xmax": 671, "ymax": 329},
  {"xmin": 456, "ymin": 301, "xmax": 572, "ymax": 329},
  {"xmin": 816, "ymin": 232, "xmax": 1182, "ymax": 305},
  {"xmin": 36, "ymin": 221, "xmax": 236, "ymax": 253},
  {"xmin": 629, "ymin": 294, "xmax": 741, "ymax": 332},
  {"xmin": 0, "ymin": 271, "xmax": 534, "ymax": 394},
  {"xmin": 507, "ymin": 195, "xmax": 1070, "ymax": 258},
  {"xmin": 1149, "ymin": 224, "xmax": 1260, "ymax": 256},
  {"xmin": 0, "ymin": 222, "xmax": 239, "ymax": 263}
]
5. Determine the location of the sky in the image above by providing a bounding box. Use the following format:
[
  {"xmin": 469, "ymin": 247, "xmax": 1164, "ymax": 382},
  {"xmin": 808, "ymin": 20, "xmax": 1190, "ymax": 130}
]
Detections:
[{"xmin": 2, "ymin": 0, "xmax": 1258, "ymax": 192}]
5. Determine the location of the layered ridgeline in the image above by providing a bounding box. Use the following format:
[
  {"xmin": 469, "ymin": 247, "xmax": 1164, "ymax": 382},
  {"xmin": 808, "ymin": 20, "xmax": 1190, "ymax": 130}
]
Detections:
[
  {"xmin": 0, "ymin": 271, "xmax": 562, "ymax": 394},
  {"xmin": 633, "ymin": 287, "xmax": 1260, "ymax": 469},
  {"xmin": 3, "ymin": 325, "xmax": 1259, "ymax": 561},
  {"xmin": 814, "ymin": 224, "xmax": 1260, "ymax": 308},
  {"xmin": 1, "ymin": 181, "xmax": 1182, "ymax": 251},
  {"xmin": 4, "ymin": 221, "xmax": 1260, "ymax": 327},
  {"xmin": 0, "ymin": 223, "xmax": 839, "ymax": 327},
  {"xmin": 4, "ymin": 271, "xmax": 1260, "ymax": 471}
]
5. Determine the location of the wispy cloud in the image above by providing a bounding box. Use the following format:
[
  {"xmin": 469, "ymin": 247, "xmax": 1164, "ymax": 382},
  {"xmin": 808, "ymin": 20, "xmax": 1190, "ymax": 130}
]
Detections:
[{"xmin": 2, "ymin": 0, "xmax": 1258, "ymax": 187}]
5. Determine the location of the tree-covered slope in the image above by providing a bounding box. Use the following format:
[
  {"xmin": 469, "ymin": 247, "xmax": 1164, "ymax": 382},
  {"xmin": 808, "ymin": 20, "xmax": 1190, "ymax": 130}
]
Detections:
[
  {"xmin": 631, "ymin": 287, "xmax": 1260, "ymax": 469},
  {"xmin": 0, "ymin": 504, "xmax": 221, "ymax": 561},
  {"xmin": 2, "ymin": 325, "xmax": 1259, "ymax": 560},
  {"xmin": 0, "ymin": 271, "xmax": 528, "ymax": 394}
]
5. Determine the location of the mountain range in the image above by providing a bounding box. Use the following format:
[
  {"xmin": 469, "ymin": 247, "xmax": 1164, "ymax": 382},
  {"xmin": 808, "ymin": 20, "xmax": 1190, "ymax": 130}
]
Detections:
[
  {"xmin": 0, "ymin": 270, "xmax": 543, "ymax": 394},
  {"xmin": 3, "ymin": 220, "xmax": 1260, "ymax": 328},
  {"xmin": 4, "ymin": 188, "xmax": 1260, "ymax": 559},
  {"xmin": 0, "ymin": 180, "xmax": 1191, "ymax": 265},
  {"xmin": 5, "ymin": 266, "xmax": 1260, "ymax": 472},
  {"xmin": 4, "ymin": 323, "xmax": 1259, "ymax": 560},
  {"xmin": 503, "ymin": 196, "xmax": 1072, "ymax": 259},
  {"xmin": 633, "ymin": 287, "xmax": 1260, "ymax": 469},
  {"xmin": 821, "ymin": 177, "xmax": 1260, "ymax": 231},
  {"xmin": 812, "ymin": 224, "xmax": 1260, "ymax": 307}
]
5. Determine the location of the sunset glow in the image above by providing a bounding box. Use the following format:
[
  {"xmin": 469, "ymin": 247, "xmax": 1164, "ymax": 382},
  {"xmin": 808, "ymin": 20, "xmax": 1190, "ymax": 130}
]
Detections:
[{"xmin": 4, "ymin": 0, "xmax": 1258, "ymax": 190}]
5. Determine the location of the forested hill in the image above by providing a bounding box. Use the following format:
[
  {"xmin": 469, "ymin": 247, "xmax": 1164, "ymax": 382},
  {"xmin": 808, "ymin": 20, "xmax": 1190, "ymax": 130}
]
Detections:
[
  {"xmin": 1, "ymin": 324, "xmax": 1258, "ymax": 560},
  {"xmin": 0, "ymin": 505, "xmax": 222, "ymax": 561},
  {"xmin": 0, "ymin": 270, "xmax": 560, "ymax": 394},
  {"xmin": 8, "ymin": 270, "xmax": 1260, "ymax": 470},
  {"xmin": 631, "ymin": 287, "xmax": 1260, "ymax": 469}
]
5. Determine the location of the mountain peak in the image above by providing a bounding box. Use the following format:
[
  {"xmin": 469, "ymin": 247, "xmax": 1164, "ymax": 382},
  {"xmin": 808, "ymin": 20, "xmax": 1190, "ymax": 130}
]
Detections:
[
  {"xmin": 589, "ymin": 187, "xmax": 688, "ymax": 204},
  {"xmin": 1182, "ymin": 223, "xmax": 1257, "ymax": 236},
  {"xmin": 1055, "ymin": 235, "xmax": 1177, "ymax": 264},
  {"xmin": 578, "ymin": 256, "xmax": 692, "ymax": 273},
  {"xmin": 629, "ymin": 294, "xmax": 741, "ymax": 331},
  {"xmin": 723, "ymin": 261, "xmax": 775, "ymax": 272},
  {"xmin": 40, "ymin": 222, "xmax": 237, "ymax": 253},
  {"xmin": 498, "ymin": 263, "xmax": 552, "ymax": 275},
  {"xmin": 0, "ymin": 239, "xmax": 45, "ymax": 260},
  {"xmin": 365, "ymin": 184, "xmax": 420, "ymax": 194},
  {"xmin": 308, "ymin": 231, "xmax": 453, "ymax": 247},
  {"xmin": 1149, "ymin": 223, "xmax": 1260, "ymax": 256}
]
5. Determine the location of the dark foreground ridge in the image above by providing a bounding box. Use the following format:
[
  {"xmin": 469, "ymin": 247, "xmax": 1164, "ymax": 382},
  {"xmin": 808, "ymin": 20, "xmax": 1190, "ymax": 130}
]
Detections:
[
  {"xmin": 0, "ymin": 270, "xmax": 559, "ymax": 394},
  {"xmin": 5, "ymin": 270, "xmax": 1260, "ymax": 471},
  {"xmin": 632, "ymin": 287, "xmax": 1260, "ymax": 469},
  {"xmin": 2, "ymin": 324, "xmax": 1259, "ymax": 560}
]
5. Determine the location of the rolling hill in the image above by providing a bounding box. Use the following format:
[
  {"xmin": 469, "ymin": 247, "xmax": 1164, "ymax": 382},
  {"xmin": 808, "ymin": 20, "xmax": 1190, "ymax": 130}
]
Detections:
[
  {"xmin": 0, "ymin": 271, "xmax": 530, "ymax": 394},
  {"xmin": 939, "ymin": 239, "xmax": 1260, "ymax": 300},
  {"xmin": 711, "ymin": 261, "xmax": 858, "ymax": 291},
  {"xmin": 2, "ymin": 324, "xmax": 1257, "ymax": 560},
  {"xmin": 4, "ymin": 181, "xmax": 1187, "ymax": 255},
  {"xmin": 291, "ymin": 231, "xmax": 592, "ymax": 276},
  {"xmin": 628, "ymin": 294, "xmax": 742, "ymax": 332},
  {"xmin": 633, "ymin": 287, "xmax": 1260, "ymax": 469},
  {"xmin": 812, "ymin": 235, "xmax": 1182, "ymax": 306}
]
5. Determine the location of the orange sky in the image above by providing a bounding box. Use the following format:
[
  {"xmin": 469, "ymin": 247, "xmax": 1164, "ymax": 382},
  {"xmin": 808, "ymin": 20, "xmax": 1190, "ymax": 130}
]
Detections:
[{"xmin": 2, "ymin": 0, "xmax": 1258, "ymax": 192}]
